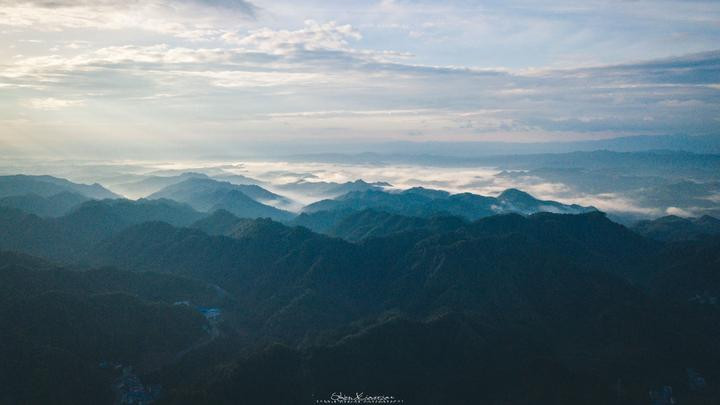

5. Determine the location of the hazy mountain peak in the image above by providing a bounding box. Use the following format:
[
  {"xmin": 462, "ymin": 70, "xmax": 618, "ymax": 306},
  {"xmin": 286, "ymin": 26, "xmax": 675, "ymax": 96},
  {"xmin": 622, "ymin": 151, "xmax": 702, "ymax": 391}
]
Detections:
[
  {"xmin": 402, "ymin": 187, "xmax": 451, "ymax": 199},
  {"xmin": 179, "ymin": 171, "xmax": 209, "ymax": 178},
  {"xmin": 149, "ymin": 177, "xmax": 294, "ymax": 221},
  {"xmin": 633, "ymin": 214, "xmax": 720, "ymax": 241},
  {"xmin": 0, "ymin": 191, "xmax": 89, "ymax": 217},
  {"xmin": 497, "ymin": 188, "xmax": 535, "ymax": 202}
]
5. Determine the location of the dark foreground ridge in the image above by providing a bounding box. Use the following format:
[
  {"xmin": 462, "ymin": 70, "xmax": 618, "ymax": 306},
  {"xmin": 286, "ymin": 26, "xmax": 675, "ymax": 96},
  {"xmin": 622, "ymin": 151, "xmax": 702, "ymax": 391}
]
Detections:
[{"xmin": 1, "ymin": 195, "xmax": 719, "ymax": 404}]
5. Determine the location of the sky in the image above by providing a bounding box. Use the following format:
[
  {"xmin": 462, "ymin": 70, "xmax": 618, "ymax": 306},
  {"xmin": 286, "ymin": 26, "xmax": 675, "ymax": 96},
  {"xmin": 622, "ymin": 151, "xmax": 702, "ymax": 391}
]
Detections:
[{"xmin": 0, "ymin": 0, "xmax": 719, "ymax": 158}]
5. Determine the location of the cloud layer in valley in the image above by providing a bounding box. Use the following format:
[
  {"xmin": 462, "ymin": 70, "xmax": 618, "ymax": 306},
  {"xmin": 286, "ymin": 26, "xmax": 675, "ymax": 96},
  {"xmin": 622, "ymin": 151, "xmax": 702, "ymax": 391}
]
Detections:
[{"xmin": 6, "ymin": 155, "xmax": 716, "ymax": 219}]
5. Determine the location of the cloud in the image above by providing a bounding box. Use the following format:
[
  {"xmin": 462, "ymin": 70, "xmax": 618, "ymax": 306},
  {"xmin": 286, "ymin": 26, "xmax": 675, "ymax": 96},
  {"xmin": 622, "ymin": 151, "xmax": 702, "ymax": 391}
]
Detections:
[
  {"xmin": 2, "ymin": 45, "xmax": 718, "ymax": 146},
  {"xmin": 192, "ymin": 0, "xmax": 258, "ymax": 17},
  {"xmin": 666, "ymin": 206, "xmax": 694, "ymax": 217},
  {"xmin": 178, "ymin": 70, "xmax": 325, "ymax": 88},
  {"xmin": 562, "ymin": 193, "xmax": 663, "ymax": 216},
  {"xmin": 1, "ymin": 0, "xmax": 719, "ymax": 152},
  {"xmin": 0, "ymin": 0, "xmax": 257, "ymax": 13},
  {"xmin": 22, "ymin": 97, "xmax": 84, "ymax": 110},
  {"xmin": 222, "ymin": 20, "xmax": 362, "ymax": 55},
  {"xmin": 0, "ymin": 0, "xmax": 257, "ymax": 38}
]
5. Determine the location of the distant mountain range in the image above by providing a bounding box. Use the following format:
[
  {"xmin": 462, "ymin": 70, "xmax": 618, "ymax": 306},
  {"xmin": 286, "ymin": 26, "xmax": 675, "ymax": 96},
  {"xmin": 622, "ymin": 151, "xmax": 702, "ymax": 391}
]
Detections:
[
  {"xmin": 113, "ymin": 171, "xmax": 264, "ymax": 198},
  {"xmin": 633, "ymin": 215, "xmax": 720, "ymax": 241},
  {"xmin": 0, "ymin": 198, "xmax": 204, "ymax": 262},
  {"xmin": 376, "ymin": 134, "xmax": 720, "ymax": 155},
  {"xmin": 0, "ymin": 174, "xmax": 119, "ymax": 199},
  {"xmin": 2, "ymin": 172, "xmax": 606, "ymax": 227},
  {"xmin": 255, "ymin": 134, "xmax": 720, "ymax": 158},
  {"xmin": 0, "ymin": 191, "xmax": 89, "ymax": 217},
  {"xmin": 148, "ymin": 178, "xmax": 295, "ymax": 221},
  {"xmin": 113, "ymin": 172, "xmax": 210, "ymax": 198},
  {"xmin": 275, "ymin": 179, "xmax": 392, "ymax": 197},
  {"xmin": 301, "ymin": 187, "xmax": 595, "ymax": 226},
  {"xmin": 282, "ymin": 150, "xmax": 720, "ymax": 178}
]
